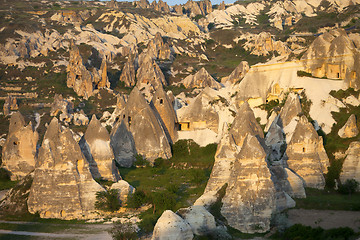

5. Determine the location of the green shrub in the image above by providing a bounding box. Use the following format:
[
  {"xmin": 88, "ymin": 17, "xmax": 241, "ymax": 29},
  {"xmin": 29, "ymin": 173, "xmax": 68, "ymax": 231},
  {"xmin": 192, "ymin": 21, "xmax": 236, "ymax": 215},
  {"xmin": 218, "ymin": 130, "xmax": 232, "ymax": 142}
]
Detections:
[
  {"xmin": 297, "ymin": 70, "xmax": 312, "ymax": 77},
  {"xmin": 138, "ymin": 213, "xmax": 160, "ymax": 233},
  {"xmin": 109, "ymin": 222, "xmax": 138, "ymax": 240},
  {"xmin": 126, "ymin": 190, "xmax": 147, "ymax": 209},
  {"xmin": 338, "ymin": 179, "xmax": 359, "ymax": 195},
  {"xmin": 150, "ymin": 191, "xmax": 177, "ymax": 213},
  {"xmin": 95, "ymin": 189, "xmax": 121, "ymax": 212},
  {"xmin": 193, "ymin": 14, "xmax": 205, "ymax": 21},
  {"xmin": 133, "ymin": 154, "xmax": 149, "ymax": 167},
  {"xmin": 0, "ymin": 168, "xmax": 11, "ymax": 181}
]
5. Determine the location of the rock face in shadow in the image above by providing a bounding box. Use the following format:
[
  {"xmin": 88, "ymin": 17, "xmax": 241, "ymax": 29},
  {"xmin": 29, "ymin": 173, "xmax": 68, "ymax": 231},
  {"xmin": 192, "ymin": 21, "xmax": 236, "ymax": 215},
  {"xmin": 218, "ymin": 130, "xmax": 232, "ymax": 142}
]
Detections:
[
  {"xmin": 338, "ymin": 114, "xmax": 359, "ymax": 138},
  {"xmin": 284, "ymin": 115, "xmax": 329, "ymax": 189},
  {"xmin": 339, "ymin": 141, "xmax": 360, "ymax": 190},
  {"xmin": 80, "ymin": 115, "xmax": 120, "ymax": 182},
  {"xmin": 222, "ymin": 61, "xmax": 249, "ymax": 84},
  {"xmin": 1, "ymin": 112, "xmax": 38, "ymax": 180},
  {"xmin": 111, "ymin": 87, "xmax": 171, "ymax": 163},
  {"xmin": 110, "ymin": 120, "xmax": 137, "ymax": 168},
  {"xmin": 27, "ymin": 118, "xmax": 104, "ymax": 220},
  {"xmin": 151, "ymin": 86, "xmax": 178, "ymax": 143},
  {"xmin": 152, "ymin": 210, "xmax": 194, "ymax": 240},
  {"xmin": 182, "ymin": 68, "xmax": 222, "ymax": 90},
  {"xmin": 221, "ymin": 134, "xmax": 276, "ymax": 234}
]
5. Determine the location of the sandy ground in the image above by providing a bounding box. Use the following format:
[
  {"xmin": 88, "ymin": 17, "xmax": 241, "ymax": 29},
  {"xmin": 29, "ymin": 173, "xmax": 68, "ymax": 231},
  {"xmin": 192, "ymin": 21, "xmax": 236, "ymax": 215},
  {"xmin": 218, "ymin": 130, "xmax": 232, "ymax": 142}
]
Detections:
[{"xmin": 288, "ymin": 209, "xmax": 360, "ymax": 232}]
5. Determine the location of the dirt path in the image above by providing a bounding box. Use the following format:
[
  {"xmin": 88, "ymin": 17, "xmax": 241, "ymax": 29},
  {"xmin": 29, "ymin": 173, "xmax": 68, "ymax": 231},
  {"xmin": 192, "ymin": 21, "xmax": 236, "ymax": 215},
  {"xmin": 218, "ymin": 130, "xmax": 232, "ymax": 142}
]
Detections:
[
  {"xmin": 288, "ymin": 209, "xmax": 360, "ymax": 232},
  {"xmin": 0, "ymin": 220, "xmax": 113, "ymax": 239},
  {"xmin": 0, "ymin": 229, "xmax": 112, "ymax": 239}
]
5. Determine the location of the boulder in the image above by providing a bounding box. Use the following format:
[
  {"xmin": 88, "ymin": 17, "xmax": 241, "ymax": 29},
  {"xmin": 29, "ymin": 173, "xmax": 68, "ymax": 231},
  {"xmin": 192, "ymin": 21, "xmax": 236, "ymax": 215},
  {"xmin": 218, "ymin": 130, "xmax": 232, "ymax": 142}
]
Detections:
[
  {"xmin": 80, "ymin": 115, "xmax": 120, "ymax": 182},
  {"xmin": 50, "ymin": 94, "xmax": 74, "ymax": 117},
  {"xmin": 182, "ymin": 68, "xmax": 222, "ymax": 90},
  {"xmin": 110, "ymin": 180, "xmax": 135, "ymax": 204},
  {"xmin": 1, "ymin": 112, "xmax": 38, "ymax": 180},
  {"xmin": 3, "ymin": 96, "xmax": 18, "ymax": 116},
  {"xmin": 339, "ymin": 141, "xmax": 360, "ymax": 190},
  {"xmin": 221, "ymin": 134, "xmax": 276, "ymax": 233},
  {"xmin": 27, "ymin": 118, "xmax": 104, "ymax": 219},
  {"xmin": 151, "ymin": 86, "xmax": 178, "ymax": 143},
  {"xmin": 222, "ymin": 61, "xmax": 249, "ymax": 84},
  {"xmin": 73, "ymin": 110, "xmax": 89, "ymax": 126},
  {"xmin": 284, "ymin": 115, "xmax": 330, "ymax": 189},
  {"xmin": 152, "ymin": 210, "xmax": 194, "ymax": 240},
  {"xmin": 338, "ymin": 114, "xmax": 359, "ymax": 138},
  {"xmin": 111, "ymin": 87, "xmax": 171, "ymax": 163},
  {"xmin": 177, "ymin": 205, "xmax": 216, "ymax": 236}
]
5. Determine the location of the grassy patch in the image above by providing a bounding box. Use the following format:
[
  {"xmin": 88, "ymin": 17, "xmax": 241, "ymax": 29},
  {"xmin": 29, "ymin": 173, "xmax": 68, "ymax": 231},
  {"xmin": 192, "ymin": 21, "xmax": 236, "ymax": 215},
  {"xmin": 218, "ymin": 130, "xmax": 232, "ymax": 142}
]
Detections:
[
  {"xmin": 271, "ymin": 224, "xmax": 358, "ymax": 240},
  {"xmin": 294, "ymin": 188, "xmax": 360, "ymax": 211},
  {"xmin": 120, "ymin": 140, "xmax": 217, "ymax": 233}
]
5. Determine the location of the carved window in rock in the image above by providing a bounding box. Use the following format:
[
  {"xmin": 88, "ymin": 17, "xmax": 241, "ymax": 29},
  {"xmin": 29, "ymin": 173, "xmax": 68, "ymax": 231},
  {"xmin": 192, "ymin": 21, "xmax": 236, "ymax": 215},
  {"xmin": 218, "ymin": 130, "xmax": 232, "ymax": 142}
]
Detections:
[
  {"xmin": 13, "ymin": 141, "xmax": 18, "ymax": 146},
  {"xmin": 303, "ymin": 147, "xmax": 305, "ymax": 153},
  {"xmin": 159, "ymin": 98, "xmax": 163, "ymax": 105},
  {"xmin": 128, "ymin": 116, "xmax": 132, "ymax": 126}
]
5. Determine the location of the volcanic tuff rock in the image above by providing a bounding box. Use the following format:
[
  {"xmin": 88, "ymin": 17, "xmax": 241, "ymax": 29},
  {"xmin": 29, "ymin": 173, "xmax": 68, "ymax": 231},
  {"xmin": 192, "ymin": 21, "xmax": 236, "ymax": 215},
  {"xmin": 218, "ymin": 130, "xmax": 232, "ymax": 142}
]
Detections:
[
  {"xmin": 151, "ymin": 86, "xmax": 178, "ymax": 143},
  {"xmin": 177, "ymin": 88, "xmax": 219, "ymax": 133},
  {"xmin": 1, "ymin": 112, "xmax": 38, "ymax": 180},
  {"xmin": 97, "ymin": 57, "xmax": 110, "ymax": 89},
  {"xmin": 110, "ymin": 120, "xmax": 137, "ymax": 168},
  {"xmin": 284, "ymin": 115, "xmax": 330, "ymax": 189},
  {"xmin": 219, "ymin": 1, "xmax": 226, "ymax": 11},
  {"xmin": 67, "ymin": 41, "xmax": 94, "ymax": 99},
  {"xmin": 338, "ymin": 114, "xmax": 359, "ymax": 138},
  {"xmin": 340, "ymin": 141, "xmax": 360, "ymax": 184},
  {"xmin": 183, "ymin": 0, "xmax": 213, "ymax": 18},
  {"xmin": 151, "ymin": 0, "xmax": 170, "ymax": 13},
  {"xmin": 182, "ymin": 68, "xmax": 222, "ymax": 90},
  {"xmin": 111, "ymin": 87, "xmax": 171, "ymax": 162},
  {"xmin": 204, "ymin": 102, "xmax": 263, "ymax": 193},
  {"xmin": 136, "ymin": 53, "xmax": 167, "ymax": 90},
  {"xmin": 3, "ymin": 96, "xmax": 18, "ymax": 116},
  {"xmin": 339, "ymin": 141, "xmax": 360, "ymax": 190},
  {"xmin": 301, "ymin": 29, "xmax": 360, "ymax": 89},
  {"xmin": 28, "ymin": 118, "xmax": 104, "ymax": 220},
  {"xmin": 80, "ymin": 115, "xmax": 120, "ymax": 182},
  {"xmin": 241, "ymin": 32, "xmax": 290, "ymax": 56},
  {"xmin": 119, "ymin": 54, "xmax": 137, "ymax": 87},
  {"xmin": 147, "ymin": 32, "xmax": 171, "ymax": 60},
  {"xmin": 152, "ymin": 210, "xmax": 194, "ymax": 240},
  {"xmin": 221, "ymin": 61, "xmax": 249, "ymax": 84},
  {"xmin": 50, "ymin": 94, "xmax": 74, "ymax": 119},
  {"xmin": 177, "ymin": 205, "xmax": 216, "ymax": 236},
  {"xmin": 221, "ymin": 134, "xmax": 276, "ymax": 233}
]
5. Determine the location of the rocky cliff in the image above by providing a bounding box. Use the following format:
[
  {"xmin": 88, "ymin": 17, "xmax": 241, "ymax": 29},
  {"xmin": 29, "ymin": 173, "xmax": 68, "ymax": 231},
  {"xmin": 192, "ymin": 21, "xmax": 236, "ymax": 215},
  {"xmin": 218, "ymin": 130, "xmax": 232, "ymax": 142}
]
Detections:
[
  {"xmin": 27, "ymin": 118, "xmax": 104, "ymax": 220},
  {"xmin": 1, "ymin": 112, "xmax": 38, "ymax": 181}
]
